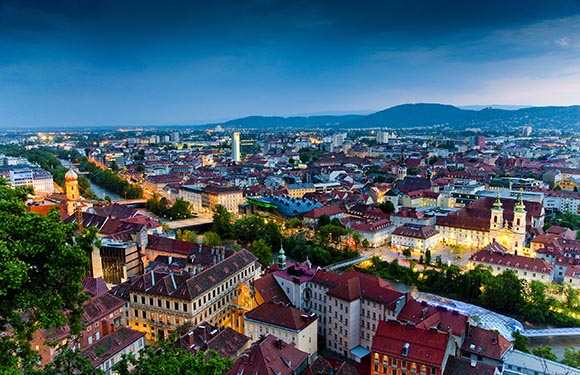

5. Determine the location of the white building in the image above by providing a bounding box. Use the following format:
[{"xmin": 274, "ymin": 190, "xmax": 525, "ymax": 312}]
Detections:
[
  {"xmin": 244, "ymin": 302, "xmax": 318, "ymax": 360},
  {"xmin": 232, "ymin": 132, "xmax": 241, "ymax": 162}
]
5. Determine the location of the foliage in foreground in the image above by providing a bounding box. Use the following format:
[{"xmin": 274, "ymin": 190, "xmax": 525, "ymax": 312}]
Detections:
[
  {"xmin": 0, "ymin": 182, "xmax": 98, "ymax": 374},
  {"xmin": 113, "ymin": 339, "xmax": 232, "ymax": 375}
]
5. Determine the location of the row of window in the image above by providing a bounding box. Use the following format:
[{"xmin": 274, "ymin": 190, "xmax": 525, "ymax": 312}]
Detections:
[{"xmin": 131, "ymin": 265, "xmax": 254, "ymax": 314}]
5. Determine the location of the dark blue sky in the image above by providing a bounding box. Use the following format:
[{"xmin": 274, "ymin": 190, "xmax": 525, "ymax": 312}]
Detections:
[{"xmin": 1, "ymin": 0, "xmax": 580, "ymax": 127}]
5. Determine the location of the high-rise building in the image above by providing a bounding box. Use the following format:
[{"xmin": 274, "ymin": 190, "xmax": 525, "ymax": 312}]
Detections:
[{"xmin": 232, "ymin": 132, "xmax": 241, "ymax": 162}]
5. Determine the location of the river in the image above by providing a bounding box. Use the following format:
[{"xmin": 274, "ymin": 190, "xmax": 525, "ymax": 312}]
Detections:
[{"xmin": 59, "ymin": 159, "xmax": 123, "ymax": 201}]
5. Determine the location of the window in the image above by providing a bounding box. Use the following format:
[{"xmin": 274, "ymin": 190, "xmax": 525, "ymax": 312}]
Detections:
[
  {"xmin": 133, "ymin": 295, "xmax": 137, "ymax": 303},
  {"xmin": 149, "ymin": 297, "xmax": 153, "ymax": 305},
  {"xmin": 96, "ymin": 331, "xmax": 100, "ymax": 341}
]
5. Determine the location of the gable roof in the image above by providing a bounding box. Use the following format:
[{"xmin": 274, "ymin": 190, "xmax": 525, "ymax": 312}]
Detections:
[
  {"xmin": 245, "ymin": 302, "xmax": 317, "ymax": 331},
  {"xmin": 372, "ymin": 320, "xmax": 450, "ymax": 368},
  {"xmin": 227, "ymin": 335, "xmax": 308, "ymax": 375},
  {"xmin": 461, "ymin": 326, "xmax": 512, "ymax": 361}
]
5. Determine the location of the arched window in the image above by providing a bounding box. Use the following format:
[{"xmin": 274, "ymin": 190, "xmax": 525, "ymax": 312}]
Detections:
[
  {"xmin": 494, "ymin": 216, "xmax": 498, "ymax": 223},
  {"xmin": 516, "ymin": 218, "xmax": 520, "ymax": 226}
]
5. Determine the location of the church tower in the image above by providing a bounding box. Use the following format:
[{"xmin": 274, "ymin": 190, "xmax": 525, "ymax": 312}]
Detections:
[
  {"xmin": 65, "ymin": 168, "xmax": 79, "ymax": 216},
  {"xmin": 277, "ymin": 245, "xmax": 286, "ymax": 270},
  {"xmin": 511, "ymin": 191, "xmax": 527, "ymax": 254},
  {"xmin": 397, "ymin": 152, "xmax": 407, "ymax": 181},
  {"xmin": 490, "ymin": 193, "xmax": 504, "ymax": 231}
]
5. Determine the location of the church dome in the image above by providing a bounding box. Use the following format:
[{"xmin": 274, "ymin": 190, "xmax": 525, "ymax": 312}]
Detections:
[{"xmin": 65, "ymin": 168, "xmax": 78, "ymax": 182}]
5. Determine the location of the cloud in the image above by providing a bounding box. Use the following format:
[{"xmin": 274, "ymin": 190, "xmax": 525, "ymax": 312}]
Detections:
[{"xmin": 556, "ymin": 37, "xmax": 571, "ymax": 46}]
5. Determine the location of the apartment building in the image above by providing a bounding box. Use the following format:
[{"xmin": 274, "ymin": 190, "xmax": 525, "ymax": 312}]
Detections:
[{"xmin": 121, "ymin": 249, "xmax": 260, "ymax": 341}]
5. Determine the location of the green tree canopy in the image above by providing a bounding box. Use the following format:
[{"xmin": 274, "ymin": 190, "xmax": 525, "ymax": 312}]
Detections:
[
  {"xmin": 378, "ymin": 201, "xmax": 395, "ymax": 214},
  {"xmin": 202, "ymin": 231, "xmax": 222, "ymax": 246},
  {"xmin": 0, "ymin": 183, "xmax": 98, "ymax": 373},
  {"xmin": 113, "ymin": 339, "xmax": 232, "ymax": 375},
  {"xmin": 251, "ymin": 238, "xmax": 273, "ymax": 267},
  {"xmin": 212, "ymin": 205, "xmax": 233, "ymax": 239}
]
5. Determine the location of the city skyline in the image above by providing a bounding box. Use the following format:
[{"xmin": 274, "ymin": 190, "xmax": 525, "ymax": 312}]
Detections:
[{"xmin": 1, "ymin": 0, "xmax": 580, "ymax": 127}]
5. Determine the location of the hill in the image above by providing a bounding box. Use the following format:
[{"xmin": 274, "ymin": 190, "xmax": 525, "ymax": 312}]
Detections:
[{"xmin": 199, "ymin": 104, "xmax": 580, "ymax": 130}]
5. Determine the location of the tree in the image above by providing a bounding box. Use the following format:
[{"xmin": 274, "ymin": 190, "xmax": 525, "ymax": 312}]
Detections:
[
  {"xmin": 317, "ymin": 214, "xmax": 330, "ymax": 227},
  {"xmin": 402, "ymin": 248, "xmax": 412, "ymax": 259},
  {"xmin": 0, "ymin": 183, "xmax": 98, "ymax": 373},
  {"xmin": 113, "ymin": 338, "xmax": 232, "ymax": 375},
  {"xmin": 212, "ymin": 205, "xmax": 233, "ymax": 239},
  {"xmin": 424, "ymin": 249, "xmax": 432, "ymax": 265},
  {"xmin": 564, "ymin": 284, "xmax": 580, "ymax": 309},
  {"xmin": 176, "ymin": 229, "xmax": 197, "ymax": 243},
  {"xmin": 378, "ymin": 201, "xmax": 395, "ymax": 214},
  {"xmin": 167, "ymin": 199, "xmax": 193, "ymax": 220},
  {"xmin": 532, "ymin": 346, "xmax": 557, "ymax": 362},
  {"xmin": 562, "ymin": 347, "xmax": 580, "ymax": 369},
  {"xmin": 28, "ymin": 345, "xmax": 104, "ymax": 375},
  {"xmin": 521, "ymin": 280, "xmax": 550, "ymax": 323},
  {"xmin": 286, "ymin": 218, "xmax": 302, "ymax": 229},
  {"xmin": 512, "ymin": 331, "xmax": 530, "ymax": 353},
  {"xmin": 202, "ymin": 231, "xmax": 222, "ymax": 246},
  {"xmin": 362, "ymin": 239, "xmax": 370, "ymax": 248},
  {"xmin": 351, "ymin": 232, "xmax": 362, "ymax": 250},
  {"xmin": 110, "ymin": 160, "xmax": 119, "ymax": 172},
  {"xmin": 251, "ymin": 238, "xmax": 273, "ymax": 267}
]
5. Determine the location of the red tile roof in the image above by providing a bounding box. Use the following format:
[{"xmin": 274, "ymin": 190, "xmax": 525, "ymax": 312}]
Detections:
[
  {"xmin": 312, "ymin": 270, "xmax": 404, "ymax": 309},
  {"xmin": 392, "ymin": 224, "xmax": 438, "ymax": 239},
  {"xmin": 470, "ymin": 242, "xmax": 553, "ymax": 274},
  {"xmin": 461, "ymin": 326, "xmax": 511, "ymax": 361},
  {"xmin": 227, "ymin": 335, "xmax": 308, "ymax": 375},
  {"xmin": 245, "ymin": 302, "xmax": 317, "ymax": 331},
  {"xmin": 397, "ymin": 299, "xmax": 468, "ymax": 337},
  {"xmin": 253, "ymin": 274, "xmax": 292, "ymax": 305},
  {"xmin": 372, "ymin": 320, "xmax": 450, "ymax": 368},
  {"xmin": 303, "ymin": 205, "xmax": 344, "ymax": 219}
]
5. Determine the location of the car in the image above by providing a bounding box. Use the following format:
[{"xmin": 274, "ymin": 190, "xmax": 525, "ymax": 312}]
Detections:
[{"xmin": 454, "ymin": 255, "xmax": 463, "ymax": 260}]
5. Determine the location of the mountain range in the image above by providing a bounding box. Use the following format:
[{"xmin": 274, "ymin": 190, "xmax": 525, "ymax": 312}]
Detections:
[{"xmin": 205, "ymin": 103, "xmax": 580, "ymax": 130}]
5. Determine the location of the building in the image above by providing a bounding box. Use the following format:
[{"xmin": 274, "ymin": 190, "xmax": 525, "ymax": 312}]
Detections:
[
  {"xmin": 232, "ymin": 132, "xmax": 241, "ymax": 162},
  {"xmin": 100, "ymin": 239, "xmax": 142, "ymax": 285},
  {"xmin": 307, "ymin": 270, "xmax": 406, "ymax": 361},
  {"xmin": 202, "ymin": 185, "xmax": 245, "ymax": 213},
  {"xmin": 121, "ymin": 249, "xmax": 260, "ymax": 341},
  {"xmin": 436, "ymin": 194, "xmax": 534, "ymax": 255},
  {"xmin": 65, "ymin": 168, "xmax": 79, "ymax": 216},
  {"xmin": 244, "ymin": 302, "xmax": 318, "ymax": 359},
  {"xmin": 342, "ymin": 218, "xmax": 395, "ymax": 248},
  {"xmin": 391, "ymin": 224, "xmax": 439, "ymax": 253},
  {"xmin": 31, "ymin": 291, "xmax": 128, "ymax": 366},
  {"xmin": 469, "ymin": 242, "xmax": 553, "ymax": 282},
  {"xmin": 175, "ymin": 322, "xmax": 251, "ymax": 358},
  {"xmin": 371, "ymin": 320, "xmax": 455, "ymax": 375},
  {"xmin": 460, "ymin": 326, "xmax": 512, "ymax": 367},
  {"xmin": 227, "ymin": 335, "xmax": 309, "ymax": 375},
  {"xmin": 178, "ymin": 184, "xmax": 204, "ymax": 213},
  {"xmin": 286, "ymin": 183, "xmax": 316, "ymax": 199},
  {"xmin": 501, "ymin": 349, "xmax": 580, "ymax": 375},
  {"xmin": 80, "ymin": 327, "xmax": 146, "ymax": 375},
  {"xmin": 303, "ymin": 205, "xmax": 344, "ymax": 227},
  {"xmin": 543, "ymin": 189, "xmax": 580, "ymax": 214}
]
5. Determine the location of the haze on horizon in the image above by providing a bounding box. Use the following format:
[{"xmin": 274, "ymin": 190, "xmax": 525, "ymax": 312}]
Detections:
[{"xmin": 1, "ymin": 0, "xmax": 580, "ymax": 128}]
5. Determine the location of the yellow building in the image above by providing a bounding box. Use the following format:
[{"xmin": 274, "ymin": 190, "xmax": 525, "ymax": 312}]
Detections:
[
  {"xmin": 202, "ymin": 185, "xmax": 245, "ymax": 213},
  {"xmin": 120, "ymin": 249, "xmax": 260, "ymax": 341}
]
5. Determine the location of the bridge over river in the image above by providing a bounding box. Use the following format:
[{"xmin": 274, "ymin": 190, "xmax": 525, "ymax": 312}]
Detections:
[{"xmin": 521, "ymin": 327, "xmax": 580, "ymax": 337}]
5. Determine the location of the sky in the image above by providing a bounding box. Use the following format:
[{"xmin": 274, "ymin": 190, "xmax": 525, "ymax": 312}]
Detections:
[{"xmin": 1, "ymin": 0, "xmax": 580, "ymax": 127}]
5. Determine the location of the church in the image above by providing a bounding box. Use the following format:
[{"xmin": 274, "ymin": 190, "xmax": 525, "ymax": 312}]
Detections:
[{"xmin": 436, "ymin": 193, "xmax": 542, "ymax": 256}]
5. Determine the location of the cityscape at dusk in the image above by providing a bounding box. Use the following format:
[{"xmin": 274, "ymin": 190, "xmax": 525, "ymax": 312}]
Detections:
[{"xmin": 2, "ymin": 1, "xmax": 580, "ymax": 375}]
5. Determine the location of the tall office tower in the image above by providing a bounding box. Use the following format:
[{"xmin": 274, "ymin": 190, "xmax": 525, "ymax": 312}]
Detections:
[{"xmin": 232, "ymin": 132, "xmax": 241, "ymax": 162}]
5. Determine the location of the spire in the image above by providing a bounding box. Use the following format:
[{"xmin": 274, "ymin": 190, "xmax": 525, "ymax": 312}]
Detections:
[
  {"xmin": 515, "ymin": 188, "xmax": 526, "ymax": 212},
  {"xmin": 492, "ymin": 192, "xmax": 503, "ymax": 210},
  {"xmin": 277, "ymin": 244, "xmax": 286, "ymax": 270}
]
